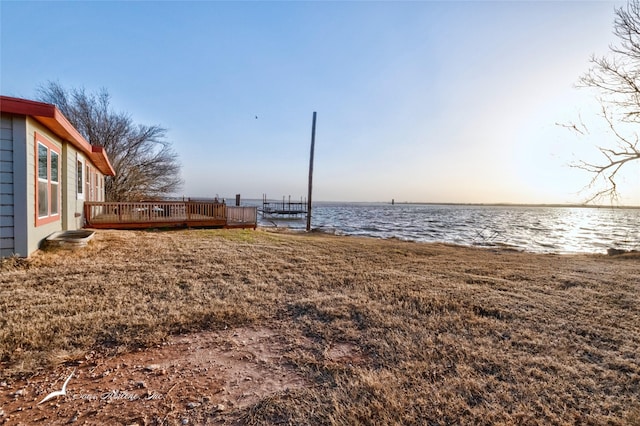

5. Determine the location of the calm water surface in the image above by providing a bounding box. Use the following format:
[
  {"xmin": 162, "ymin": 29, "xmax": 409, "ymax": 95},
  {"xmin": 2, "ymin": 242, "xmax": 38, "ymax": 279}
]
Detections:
[{"xmin": 254, "ymin": 202, "xmax": 639, "ymax": 254}]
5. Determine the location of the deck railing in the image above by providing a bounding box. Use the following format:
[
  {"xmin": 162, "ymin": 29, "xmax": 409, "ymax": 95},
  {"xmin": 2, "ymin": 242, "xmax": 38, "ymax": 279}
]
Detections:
[
  {"xmin": 227, "ymin": 205, "xmax": 258, "ymax": 225},
  {"xmin": 84, "ymin": 201, "xmax": 256, "ymax": 229}
]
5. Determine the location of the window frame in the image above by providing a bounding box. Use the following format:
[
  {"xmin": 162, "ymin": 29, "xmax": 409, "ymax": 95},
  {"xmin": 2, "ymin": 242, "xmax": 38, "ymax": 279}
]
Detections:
[
  {"xmin": 34, "ymin": 132, "xmax": 61, "ymax": 227},
  {"xmin": 76, "ymin": 154, "xmax": 85, "ymax": 200},
  {"xmin": 86, "ymin": 164, "xmax": 94, "ymax": 201}
]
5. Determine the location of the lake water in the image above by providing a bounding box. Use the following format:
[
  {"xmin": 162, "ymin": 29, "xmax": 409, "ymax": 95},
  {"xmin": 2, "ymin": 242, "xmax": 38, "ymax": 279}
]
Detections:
[{"xmin": 252, "ymin": 201, "xmax": 639, "ymax": 254}]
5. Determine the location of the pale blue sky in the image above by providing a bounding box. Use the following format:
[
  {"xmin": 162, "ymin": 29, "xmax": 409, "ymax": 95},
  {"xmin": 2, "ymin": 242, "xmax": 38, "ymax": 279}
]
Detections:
[{"xmin": 2, "ymin": 1, "xmax": 638, "ymax": 204}]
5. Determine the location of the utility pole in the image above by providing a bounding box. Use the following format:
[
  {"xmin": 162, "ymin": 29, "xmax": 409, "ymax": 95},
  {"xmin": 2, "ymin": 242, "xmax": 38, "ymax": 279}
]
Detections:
[{"xmin": 306, "ymin": 112, "xmax": 317, "ymax": 232}]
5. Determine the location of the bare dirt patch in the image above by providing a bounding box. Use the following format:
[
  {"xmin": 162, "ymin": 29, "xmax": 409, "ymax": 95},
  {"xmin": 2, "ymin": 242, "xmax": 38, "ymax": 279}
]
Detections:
[{"xmin": 0, "ymin": 327, "xmax": 324, "ymax": 425}]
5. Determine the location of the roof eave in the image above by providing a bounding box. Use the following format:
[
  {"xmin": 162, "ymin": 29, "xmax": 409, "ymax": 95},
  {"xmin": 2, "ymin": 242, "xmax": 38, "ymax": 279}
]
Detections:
[
  {"xmin": 1, "ymin": 95, "xmax": 116, "ymax": 176},
  {"xmin": 90, "ymin": 146, "xmax": 116, "ymax": 176}
]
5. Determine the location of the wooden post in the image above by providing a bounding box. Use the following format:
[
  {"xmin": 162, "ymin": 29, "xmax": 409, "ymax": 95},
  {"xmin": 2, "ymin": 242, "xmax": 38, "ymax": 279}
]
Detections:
[{"xmin": 306, "ymin": 112, "xmax": 317, "ymax": 232}]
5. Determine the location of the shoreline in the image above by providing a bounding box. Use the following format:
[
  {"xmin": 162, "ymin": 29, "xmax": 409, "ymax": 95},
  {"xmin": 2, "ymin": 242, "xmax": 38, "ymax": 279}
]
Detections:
[{"xmin": 260, "ymin": 225, "xmax": 639, "ymax": 256}]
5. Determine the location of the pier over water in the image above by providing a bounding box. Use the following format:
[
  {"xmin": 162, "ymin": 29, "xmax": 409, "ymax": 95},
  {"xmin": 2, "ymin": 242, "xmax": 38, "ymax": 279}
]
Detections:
[{"xmin": 261, "ymin": 195, "xmax": 307, "ymax": 219}]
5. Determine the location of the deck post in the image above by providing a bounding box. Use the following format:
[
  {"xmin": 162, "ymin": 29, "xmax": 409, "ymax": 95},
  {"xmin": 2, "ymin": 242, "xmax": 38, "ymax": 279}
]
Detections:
[{"xmin": 306, "ymin": 111, "xmax": 317, "ymax": 232}]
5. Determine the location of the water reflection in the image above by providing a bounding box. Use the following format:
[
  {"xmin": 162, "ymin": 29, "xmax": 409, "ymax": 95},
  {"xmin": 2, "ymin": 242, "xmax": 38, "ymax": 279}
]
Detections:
[{"xmin": 255, "ymin": 202, "xmax": 639, "ymax": 254}]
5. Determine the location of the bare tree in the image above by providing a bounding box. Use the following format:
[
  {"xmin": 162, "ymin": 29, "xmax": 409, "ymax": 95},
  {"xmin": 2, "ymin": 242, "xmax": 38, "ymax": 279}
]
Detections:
[
  {"xmin": 573, "ymin": 0, "xmax": 640, "ymax": 203},
  {"xmin": 37, "ymin": 82, "xmax": 182, "ymax": 201}
]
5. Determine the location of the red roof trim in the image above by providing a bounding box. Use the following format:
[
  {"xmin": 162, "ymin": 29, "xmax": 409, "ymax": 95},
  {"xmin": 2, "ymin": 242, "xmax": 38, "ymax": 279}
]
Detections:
[
  {"xmin": 90, "ymin": 145, "xmax": 116, "ymax": 177},
  {"xmin": 0, "ymin": 95, "xmax": 116, "ymax": 176},
  {"xmin": 0, "ymin": 96, "xmax": 56, "ymax": 117}
]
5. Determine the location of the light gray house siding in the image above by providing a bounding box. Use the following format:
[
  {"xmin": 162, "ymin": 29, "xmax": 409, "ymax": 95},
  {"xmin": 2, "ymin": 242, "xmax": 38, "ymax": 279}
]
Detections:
[
  {"xmin": 12, "ymin": 117, "xmax": 28, "ymax": 257},
  {"xmin": 62, "ymin": 142, "xmax": 85, "ymax": 230},
  {"xmin": 0, "ymin": 114, "xmax": 28, "ymax": 257},
  {"xmin": 0, "ymin": 114, "xmax": 14, "ymax": 256}
]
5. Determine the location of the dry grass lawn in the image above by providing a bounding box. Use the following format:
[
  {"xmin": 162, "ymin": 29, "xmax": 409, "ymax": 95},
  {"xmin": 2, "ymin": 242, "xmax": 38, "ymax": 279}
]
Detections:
[{"xmin": 1, "ymin": 228, "xmax": 639, "ymax": 425}]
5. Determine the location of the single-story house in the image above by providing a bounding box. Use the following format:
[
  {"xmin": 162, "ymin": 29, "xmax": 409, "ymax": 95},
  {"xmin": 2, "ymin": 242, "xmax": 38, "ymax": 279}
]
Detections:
[{"xmin": 1, "ymin": 95, "xmax": 116, "ymax": 257}]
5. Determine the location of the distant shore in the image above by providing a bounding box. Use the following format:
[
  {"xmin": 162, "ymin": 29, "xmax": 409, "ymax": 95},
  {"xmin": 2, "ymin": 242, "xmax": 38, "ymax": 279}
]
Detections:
[{"xmin": 311, "ymin": 200, "xmax": 640, "ymax": 209}]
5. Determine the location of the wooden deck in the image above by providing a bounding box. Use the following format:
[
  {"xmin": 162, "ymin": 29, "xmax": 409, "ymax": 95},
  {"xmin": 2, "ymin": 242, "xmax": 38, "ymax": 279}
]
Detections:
[{"xmin": 84, "ymin": 201, "xmax": 257, "ymax": 230}]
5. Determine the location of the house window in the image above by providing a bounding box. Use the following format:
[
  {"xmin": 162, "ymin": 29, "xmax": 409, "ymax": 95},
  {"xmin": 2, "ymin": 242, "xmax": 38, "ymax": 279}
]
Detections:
[
  {"xmin": 98, "ymin": 175, "xmax": 103, "ymax": 201},
  {"xmin": 35, "ymin": 132, "xmax": 61, "ymax": 226},
  {"xmin": 86, "ymin": 165, "xmax": 90, "ymax": 200},
  {"xmin": 51, "ymin": 150, "xmax": 59, "ymax": 215},
  {"xmin": 77, "ymin": 155, "xmax": 85, "ymax": 199},
  {"xmin": 37, "ymin": 144, "xmax": 48, "ymax": 217}
]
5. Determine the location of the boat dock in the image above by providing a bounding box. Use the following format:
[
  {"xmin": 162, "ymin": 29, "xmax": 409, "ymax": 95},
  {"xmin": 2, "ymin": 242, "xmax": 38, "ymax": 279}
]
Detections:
[{"xmin": 261, "ymin": 195, "xmax": 307, "ymax": 219}]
